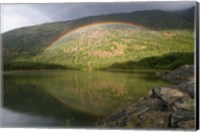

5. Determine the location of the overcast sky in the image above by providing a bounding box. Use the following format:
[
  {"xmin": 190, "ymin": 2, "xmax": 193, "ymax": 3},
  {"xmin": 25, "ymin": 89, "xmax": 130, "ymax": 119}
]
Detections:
[{"xmin": 1, "ymin": 2, "xmax": 195, "ymax": 33}]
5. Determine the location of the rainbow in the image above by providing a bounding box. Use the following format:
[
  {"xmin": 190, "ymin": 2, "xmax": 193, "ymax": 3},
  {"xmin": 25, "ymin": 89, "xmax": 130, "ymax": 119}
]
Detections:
[{"xmin": 44, "ymin": 21, "xmax": 147, "ymax": 51}]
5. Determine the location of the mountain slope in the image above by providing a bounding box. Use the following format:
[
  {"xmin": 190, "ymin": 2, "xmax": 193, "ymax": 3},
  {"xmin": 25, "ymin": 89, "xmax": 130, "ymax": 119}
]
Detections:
[
  {"xmin": 2, "ymin": 7, "xmax": 195, "ymax": 70},
  {"xmin": 37, "ymin": 24, "xmax": 193, "ymax": 70}
]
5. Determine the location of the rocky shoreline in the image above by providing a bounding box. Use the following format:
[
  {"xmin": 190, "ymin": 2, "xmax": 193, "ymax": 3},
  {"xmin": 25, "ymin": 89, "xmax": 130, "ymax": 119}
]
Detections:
[{"xmin": 101, "ymin": 65, "xmax": 195, "ymax": 129}]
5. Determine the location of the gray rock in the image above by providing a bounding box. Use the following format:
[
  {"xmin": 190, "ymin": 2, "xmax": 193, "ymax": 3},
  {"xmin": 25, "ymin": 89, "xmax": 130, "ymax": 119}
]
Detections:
[
  {"xmin": 138, "ymin": 111, "xmax": 171, "ymax": 128},
  {"xmin": 125, "ymin": 97, "xmax": 164, "ymax": 116},
  {"xmin": 152, "ymin": 87, "xmax": 190, "ymax": 105},
  {"xmin": 172, "ymin": 98, "xmax": 195, "ymax": 112},
  {"xmin": 162, "ymin": 65, "xmax": 194, "ymax": 84},
  {"xmin": 103, "ymin": 97, "xmax": 165, "ymax": 127},
  {"xmin": 176, "ymin": 82, "xmax": 195, "ymax": 98},
  {"xmin": 170, "ymin": 110, "xmax": 195, "ymax": 128},
  {"xmin": 178, "ymin": 120, "xmax": 195, "ymax": 129}
]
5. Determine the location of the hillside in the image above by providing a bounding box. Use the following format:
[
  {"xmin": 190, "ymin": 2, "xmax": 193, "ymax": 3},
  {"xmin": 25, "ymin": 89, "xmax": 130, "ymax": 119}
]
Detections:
[{"xmin": 2, "ymin": 7, "xmax": 195, "ymax": 70}]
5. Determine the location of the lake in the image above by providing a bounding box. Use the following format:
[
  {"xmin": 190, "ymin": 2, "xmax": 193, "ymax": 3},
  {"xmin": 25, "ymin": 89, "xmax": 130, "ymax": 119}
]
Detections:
[{"xmin": 1, "ymin": 70, "xmax": 171, "ymax": 127}]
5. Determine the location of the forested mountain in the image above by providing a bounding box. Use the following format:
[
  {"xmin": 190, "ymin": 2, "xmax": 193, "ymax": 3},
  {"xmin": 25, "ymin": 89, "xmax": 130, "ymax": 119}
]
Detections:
[{"xmin": 2, "ymin": 7, "xmax": 194, "ymax": 70}]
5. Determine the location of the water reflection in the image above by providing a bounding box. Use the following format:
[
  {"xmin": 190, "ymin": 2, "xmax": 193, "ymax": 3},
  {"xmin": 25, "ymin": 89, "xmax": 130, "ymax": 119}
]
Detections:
[
  {"xmin": 3, "ymin": 70, "xmax": 171, "ymax": 127},
  {"xmin": 1, "ymin": 108, "xmax": 65, "ymax": 127}
]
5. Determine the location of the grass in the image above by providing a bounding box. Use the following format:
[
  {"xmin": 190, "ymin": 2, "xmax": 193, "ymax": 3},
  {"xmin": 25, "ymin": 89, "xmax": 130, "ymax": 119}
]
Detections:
[
  {"xmin": 3, "ymin": 24, "xmax": 194, "ymax": 71},
  {"xmin": 37, "ymin": 25, "xmax": 194, "ymax": 70}
]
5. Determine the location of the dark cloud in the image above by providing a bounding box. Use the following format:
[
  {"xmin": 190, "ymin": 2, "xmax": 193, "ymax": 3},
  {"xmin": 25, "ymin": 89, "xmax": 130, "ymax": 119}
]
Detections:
[
  {"xmin": 2, "ymin": 1, "xmax": 195, "ymax": 32},
  {"xmin": 30, "ymin": 2, "xmax": 195, "ymax": 21}
]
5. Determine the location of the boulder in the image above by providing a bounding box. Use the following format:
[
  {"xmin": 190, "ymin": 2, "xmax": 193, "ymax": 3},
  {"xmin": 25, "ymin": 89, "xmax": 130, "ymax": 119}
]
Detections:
[
  {"xmin": 138, "ymin": 111, "xmax": 171, "ymax": 128},
  {"xmin": 178, "ymin": 120, "xmax": 195, "ymax": 129},
  {"xmin": 152, "ymin": 87, "xmax": 190, "ymax": 105},
  {"xmin": 170, "ymin": 110, "xmax": 195, "ymax": 128},
  {"xmin": 172, "ymin": 98, "xmax": 195, "ymax": 112},
  {"xmin": 176, "ymin": 82, "xmax": 195, "ymax": 98},
  {"xmin": 162, "ymin": 65, "xmax": 194, "ymax": 84},
  {"xmin": 103, "ymin": 97, "xmax": 165, "ymax": 127}
]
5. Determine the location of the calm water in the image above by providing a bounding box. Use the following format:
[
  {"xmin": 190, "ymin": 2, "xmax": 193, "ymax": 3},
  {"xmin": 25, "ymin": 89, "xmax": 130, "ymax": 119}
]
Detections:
[{"xmin": 2, "ymin": 70, "xmax": 171, "ymax": 127}]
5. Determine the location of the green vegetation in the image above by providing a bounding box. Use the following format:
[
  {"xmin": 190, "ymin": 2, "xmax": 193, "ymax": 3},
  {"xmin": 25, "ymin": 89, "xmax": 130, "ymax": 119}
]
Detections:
[
  {"xmin": 37, "ymin": 26, "xmax": 194, "ymax": 70},
  {"xmin": 105, "ymin": 52, "xmax": 194, "ymax": 70},
  {"xmin": 2, "ymin": 8, "xmax": 194, "ymax": 71},
  {"xmin": 3, "ymin": 62, "xmax": 68, "ymax": 70}
]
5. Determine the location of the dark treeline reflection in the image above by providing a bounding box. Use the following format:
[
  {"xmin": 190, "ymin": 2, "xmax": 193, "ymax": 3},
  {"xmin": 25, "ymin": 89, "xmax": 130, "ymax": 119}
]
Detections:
[{"xmin": 3, "ymin": 70, "xmax": 171, "ymax": 127}]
